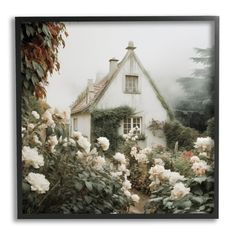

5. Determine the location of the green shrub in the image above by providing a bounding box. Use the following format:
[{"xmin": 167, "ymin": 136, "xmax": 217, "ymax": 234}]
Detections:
[
  {"xmin": 206, "ymin": 117, "xmax": 215, "ymax": 138},
  {"xmin": 163, "ymin": 121, "xmax": 199, "ymax": 150}
]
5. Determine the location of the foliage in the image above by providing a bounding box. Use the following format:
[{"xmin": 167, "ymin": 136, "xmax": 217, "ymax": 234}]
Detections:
[
  {"xmin": 91, "ymin": 106, "xmax": 134, "ymax": 154},
  {"xmin": 175, "ymin": 48, "xmax": 215, "ymax": 131},
  {"xmin": 149, "ymin": 120, "xmax": 199, "ymax": 151},
  {"xmin": 206, "ymin": 117, "xmax": 215, "ymax": 139},
  {"xmin": 163, "ymin": 121, "xmax": 199, "ymax": 150},
  {"xmin": 22, "ymin": 108, "xmax": 132, "ymax": 214},
  {"xmin": 145, "ymin": 175, "xmax": 214, "ymax": 214},
  {"xmin": 144, "ymin": 137, "xmax": 215, "ymax": 214},
  {"xmin": 21, "ymin": 22, "xmax": 67, "ymax": 117}
]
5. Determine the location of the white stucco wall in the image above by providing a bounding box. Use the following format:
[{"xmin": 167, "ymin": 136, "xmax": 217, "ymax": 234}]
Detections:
[
  {"xmin": 71, "ymin": 113, "xmax": 91, "ymax": 140},
  {"xmin": 96, "ymin": 53, "xmax": 168, "ymax": 147}
]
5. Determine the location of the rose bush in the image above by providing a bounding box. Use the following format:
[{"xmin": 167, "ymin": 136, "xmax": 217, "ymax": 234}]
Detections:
[
  {"xmin": 21, "ymin": 107, "xmax": 139, "ymax": 214},
  {"xmin": 144, "ymin": 136, "xmax": 214, "ymax": 214}
]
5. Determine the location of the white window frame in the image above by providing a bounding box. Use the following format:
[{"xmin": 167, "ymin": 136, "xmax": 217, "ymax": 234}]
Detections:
[
  {"xmin": 123, "ymin": 117, "xmax": 142, "ymax": 134},
  {"xmin": 125, "ymin": 75, "xmax": 139, "ymax": 93}
]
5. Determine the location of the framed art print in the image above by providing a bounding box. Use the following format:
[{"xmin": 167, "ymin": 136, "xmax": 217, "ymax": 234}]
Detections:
[{"xmin": 16, "ymin": 16, "xmax": 219, "ymax": 219}]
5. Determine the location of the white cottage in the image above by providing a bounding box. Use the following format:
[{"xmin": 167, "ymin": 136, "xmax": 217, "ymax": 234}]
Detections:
[{"xmin": 71, "ymin": 42, "xmax": 173, "ymax": 147}]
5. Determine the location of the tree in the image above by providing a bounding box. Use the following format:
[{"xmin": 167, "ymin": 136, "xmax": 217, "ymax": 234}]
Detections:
[
  {"xmin": 174, "ymin": 48, "xmax": 215, "ymax": 131},
  {"xmin": 20, "ymin": 22, "xmax": 68, "ymax": 118}
]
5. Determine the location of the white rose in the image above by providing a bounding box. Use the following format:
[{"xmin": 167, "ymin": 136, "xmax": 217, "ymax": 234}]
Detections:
[
  {"xmin": 190, "ymin": 156, "xmax": 200, "ymax": 163},
  {"xmin": 192, "ymin": 160, "xmax": 210, "ymax": 176},
  {"xmin": 169, "ymin": 172, "xmax": 185, "ymax": 185},
  {"xmin": 77, "ymin": 136, "xmax": 91, "ymax": 153},
  {"xmin": 22, "ymin": 146, "xmax": 44, "ymax": 169},
  {"xmin": 32, "ymin": 111, "xmax": 40, "ymax": 119},
  {"xmin": 171, "ymin": 182, "xmax": 190, "ymax": 200},
  {"xmin": 124, "ymin": 189, "xmax": 131, "ymax": 198},
  {"xmin": 97, "ymin": 137, "xmax": 110, "ymax": 151},
  {"xmin": 131, "ymin": 194, "xmax": 140, "ymax": 203},
  {"xmin": 122, "ymin": 179, "xmax": 132, "ymax": 190},
  {"xmin": 25, "ymin": 173, "xmax": 50, "ymax": 194},
  {"xmin": 113, "ymin": 152, "xmax": 126, "ymax": 164}
]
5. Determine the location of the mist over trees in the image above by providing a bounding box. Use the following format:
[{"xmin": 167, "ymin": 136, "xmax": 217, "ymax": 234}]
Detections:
[{"xmin": 174, "ymin": 48, "xmax": 215, "ymax": 132}]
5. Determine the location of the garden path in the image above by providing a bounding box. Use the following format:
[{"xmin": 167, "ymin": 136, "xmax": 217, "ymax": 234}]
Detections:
[{"xmin": 129, "ymin": 189, "xmax": 149, "ymax": 214}]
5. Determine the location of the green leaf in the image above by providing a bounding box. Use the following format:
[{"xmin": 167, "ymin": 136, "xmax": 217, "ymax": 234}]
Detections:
[
  {"xmin": 42, "ymin": 24, "xmax": 49, "ymax": 36},
  {"xmin": 75, "ymin": 182, "xmax": 83, "ymax": 191},
  {"xmin": 194, "ymin": 176, "xmax": 207, "ymax": 184},
  {"xmin": 149, "ymin": 197, "xmax": 163, "ymax": 203},
  {"xmin": 85, "ymin": 181, "xmax": 93, "ymax": 191},
  {"xmin": 191, "ymin": 196, "xmax": 204, "ymax": 204},
  {"xmin": 84, "ymin": 196, "xmax": 92, "ymax": 204}
]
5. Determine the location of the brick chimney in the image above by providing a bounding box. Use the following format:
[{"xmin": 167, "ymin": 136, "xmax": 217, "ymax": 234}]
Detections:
[
  {"xmin": 86, "ymin": 79, "xmax": 94, "ymax": 103},
  {"xmin": 109, "ymin": 57, "xmax": 119, "ymax": 74}
]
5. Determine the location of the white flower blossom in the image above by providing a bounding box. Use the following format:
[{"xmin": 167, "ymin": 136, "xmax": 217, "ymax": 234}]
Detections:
[
  {"xmin": 194, "ymin": 137, "xmax": 214, "ymax": 152},
  {"xmin": 32, "ymin": 111, "xmax": 40, "ymax": 119},
  {"xmin": 169, "ymin": 172, "xmax": 185, "ymax": 185},
  {"xmin": 131, "ymin": 194, "xmax": 140, "ymax": 203},
  {"xmin": 190, "ymin": 156, "xmax": 200, "ymax": 163},
  {"xmin": 42, "ymin": 110, "xmax": 55, "ymax": 128},
  {"xmin": 48, "ymin": 135, "xmax": 58, "ymax": 152},
  {"xmin": 94, "ymin": 156, "xmax": 106, "ymax": 170},
  {"xmin": 97, "ymin": 137, "xmax": 110, "ymax": 151},
  {"xmin": 124, "ymin": 189, "xmax": 131, "ymax": 198},
  {"xmin": 149, "ymin": 165, "xmax": 165, "ymax": 179},
  {"xmin": 113, "ymin": 152, "xmax": 126, "ymax": 164},
  {"xmin": 33, "ymin": 135, "xmax": 42, "ymax": 145},
  {"xmin": 122, "ymin": 179, "xmax": 132, "ymax": 190},
  {"xmin": 192, "ymin": 160, "xmax": 210, "ymax": 176},
  {"xmin": 111, "ymin": 171, "xmax": 123, "ymax": 177},
  {"xmin": 28, "ymin": 123, "xmax": 35, "ymax": 131},
  {"xmin": 73, "ymin": 131, "xmax": 82, "ymax": 139},
  {"xmin": 130, "ymin": 146, "xmax": 137, "ymax": 157},
  {"xmin": 149, "ymin": 165, "xmax": 165, "ymax": 188},
  {"xmin": 171, "ymin": 182, "xmax": 190, "ymax": 200},
  {"xmin": 22, "ymin": 146, "xmax": 44, "ymax": 168},
  {"xmin": 125, "ymin": 169, "xmax": 130, "ymax": 177},
  {"xmin": 135, "ymin": 152, "xmax": 148, "ymax": 163},
  {"xmin": 76, "ymin": 150, "xmax": 84, "ymax": 159},
  {"xmin": 25, "ymin": 173, "xmax": 50, "ymax": 194},
  {"xmin": 118, "ymin": 164, "xmax": 127, "ymax": 172},
  {"xmin": 154, "ymin": 158, "xmax": 165, "ymax": 166},
  {"xmin": 68, "ymin": 138, "xmax": 76, "ymax": 145},
  {"xmin": 199, "ymin": 152, "xmax": 208, "ymax": 157},
  {"xmin": 142, "ymin": 147, "xmax": 152, "ymax": 155},
  {"xmin": 77, "ymin": 136, "xmax": 91, "ymax": 153}
]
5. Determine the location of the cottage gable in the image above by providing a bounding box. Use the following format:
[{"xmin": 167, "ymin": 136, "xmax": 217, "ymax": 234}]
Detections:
[{"xmin": 71, "ymin": 42, "xmax": 173, "ymax": 146}]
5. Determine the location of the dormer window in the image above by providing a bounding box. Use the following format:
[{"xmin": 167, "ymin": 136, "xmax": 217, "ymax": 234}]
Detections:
[{"xmin": 125, "ymin": 75, "xmax": 139, "ymax": 94}]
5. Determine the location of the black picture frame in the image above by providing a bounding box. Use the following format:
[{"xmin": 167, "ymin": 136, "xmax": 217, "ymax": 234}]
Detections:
[{"xmin": 16, "ymin": 16, "xmax": 219, "ymax": 219}]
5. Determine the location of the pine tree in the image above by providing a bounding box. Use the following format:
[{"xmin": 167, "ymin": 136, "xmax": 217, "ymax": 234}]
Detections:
[{"xmin": 175, "ymin": 48, "xmax": 215, "ymax": 131}]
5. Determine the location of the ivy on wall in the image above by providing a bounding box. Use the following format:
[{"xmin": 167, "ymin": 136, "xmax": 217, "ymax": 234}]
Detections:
[{"xmin": 91, "ymin": 106, "xmax": 134, "ymax": 154}]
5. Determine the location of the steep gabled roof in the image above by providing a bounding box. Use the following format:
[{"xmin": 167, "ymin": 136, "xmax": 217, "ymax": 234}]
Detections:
[{"xmin": 71, "ymin": 44, "xmax": 174, "ymax": 120}]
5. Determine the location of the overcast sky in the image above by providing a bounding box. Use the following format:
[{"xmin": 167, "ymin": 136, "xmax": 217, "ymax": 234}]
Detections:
[{"xmin": 46, "ymin": 21, "xmax": 214, "ymax": 110}]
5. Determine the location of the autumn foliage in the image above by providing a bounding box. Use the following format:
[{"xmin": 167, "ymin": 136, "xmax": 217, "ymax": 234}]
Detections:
[{"xmin": 21, "ymin": 22, "xmax": 68, "ymax": 99}]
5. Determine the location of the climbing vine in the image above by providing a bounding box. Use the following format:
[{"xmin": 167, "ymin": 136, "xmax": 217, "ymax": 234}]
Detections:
[{"xmin": 91, "ymin": 106, "xmax": 134, "ymax": 154}]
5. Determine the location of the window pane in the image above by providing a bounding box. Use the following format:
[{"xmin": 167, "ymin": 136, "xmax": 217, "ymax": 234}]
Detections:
[{"xmin": 125, "ymin": 75, "xmax": 138, "ymax": 93}]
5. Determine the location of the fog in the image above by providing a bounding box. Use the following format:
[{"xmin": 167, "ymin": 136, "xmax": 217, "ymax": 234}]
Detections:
[{"xmin": 46, "ymin": 21, "xmax": 214, "ymax": 111}]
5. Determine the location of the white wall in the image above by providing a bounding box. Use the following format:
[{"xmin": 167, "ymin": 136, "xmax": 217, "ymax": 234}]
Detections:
[
  {"xmin": 71, "ymin": 113, "xmax": 91, "ymax": 139},
  {"xmin": 97, "ymin": 52, "xmax": 168, "ymax": 146}
]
